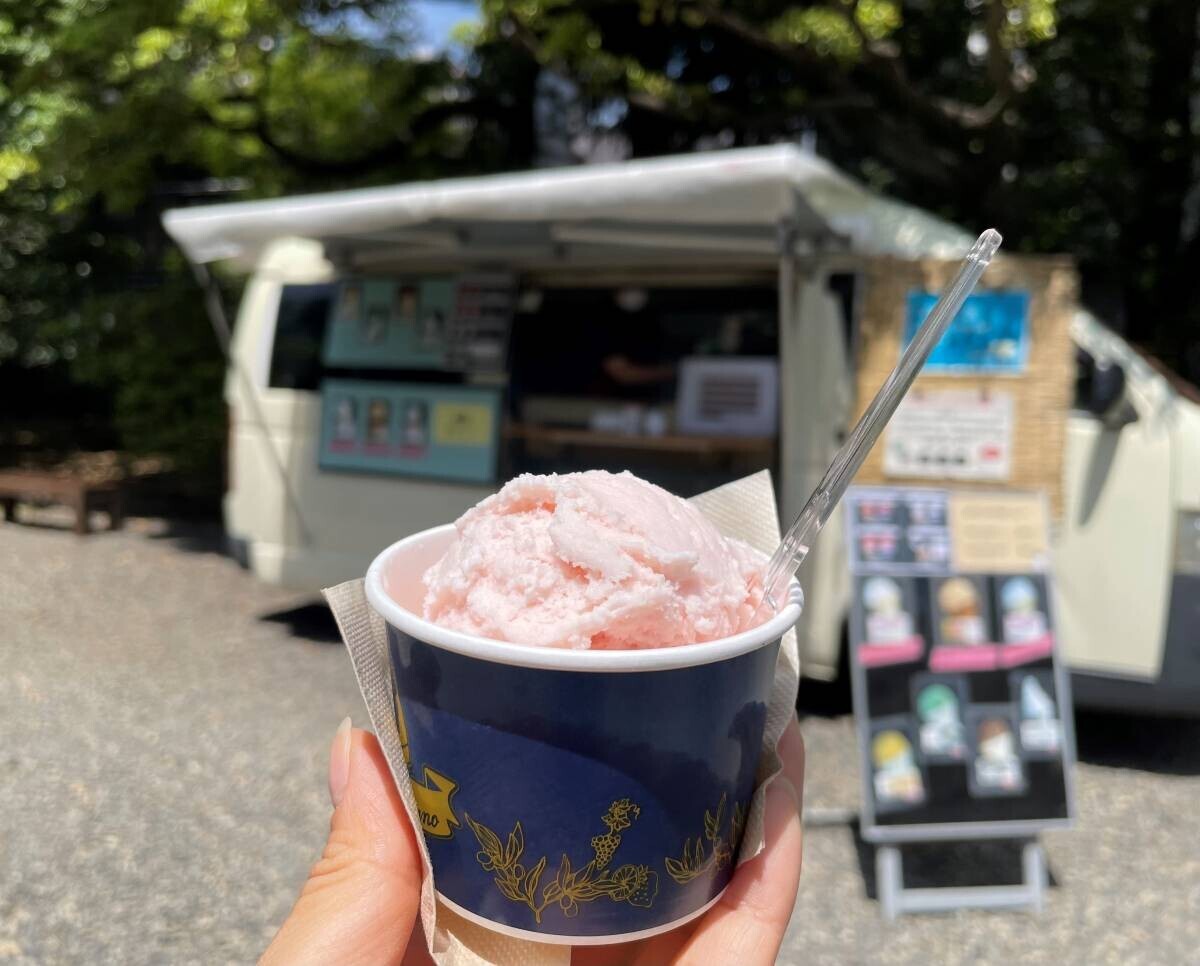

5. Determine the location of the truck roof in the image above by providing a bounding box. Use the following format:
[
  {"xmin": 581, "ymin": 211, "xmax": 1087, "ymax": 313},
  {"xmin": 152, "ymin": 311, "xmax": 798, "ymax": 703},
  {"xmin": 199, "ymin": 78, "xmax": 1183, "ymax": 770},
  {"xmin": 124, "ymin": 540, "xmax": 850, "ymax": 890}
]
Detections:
[{"xmin": 162, "ymin": 144, "xmax": 974, "ymax": 269}]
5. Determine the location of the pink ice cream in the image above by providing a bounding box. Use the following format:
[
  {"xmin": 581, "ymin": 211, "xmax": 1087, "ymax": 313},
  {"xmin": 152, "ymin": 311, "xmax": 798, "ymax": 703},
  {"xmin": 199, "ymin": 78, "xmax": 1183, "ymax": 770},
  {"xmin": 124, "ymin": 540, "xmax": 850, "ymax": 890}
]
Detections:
[{"xmin": 421, "ymin": 471, "xmax": 765, "ymax": 649}]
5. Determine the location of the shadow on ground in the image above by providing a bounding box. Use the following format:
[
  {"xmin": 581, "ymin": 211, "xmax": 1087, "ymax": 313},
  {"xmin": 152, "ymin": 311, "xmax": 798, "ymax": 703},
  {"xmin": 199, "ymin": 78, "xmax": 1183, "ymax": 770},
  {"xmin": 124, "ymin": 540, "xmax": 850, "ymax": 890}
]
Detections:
[
  {"xmin": 147, "ymin": 519, "xmax": 228, "ymax": 556},
  {"xmin": 1, "ymin": 513, "xmax": 119, "ymax": 535},
  {"xmin": 841, "ymin": 819, "xmax": 1060, "ymax": 902},
  {"xmin": 259, "ymin": 601, "xmax": 342, "ymax": 643},
  {"xmin": 796, "ymin": 674, "xmax": 853, "ymax": 719},
  {"xmin": 1072, "ymin": 709, "xmax": 1200, "ymax": 776}
]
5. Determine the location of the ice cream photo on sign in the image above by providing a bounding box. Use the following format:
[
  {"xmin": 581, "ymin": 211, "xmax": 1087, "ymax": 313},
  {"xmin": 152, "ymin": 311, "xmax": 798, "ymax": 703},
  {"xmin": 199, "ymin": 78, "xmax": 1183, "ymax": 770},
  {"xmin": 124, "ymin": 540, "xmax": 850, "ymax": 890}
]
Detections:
[
  {"xmin": 333, "ymin": 397, "xmax": 357, "ymax": 443},
  {"xmin": 937, "ymin": 577, "xmax": 988, "ymax": 646},
  {"xmin": 336, "ymin": 281, "xmax": 362, "ymax": 323},
  {"xmin": 856, "ymin": 528, "xmax": 900, "ymax": 564},
  {"xmin": 365, "ymin": 399, "xmax": 391, "ymax": 447},
  {"xmin": 1013, "ymin": 670, "xmax": 1063, "ymax": 755},
  {"xmin": 1000, "ymin": 576, "xmax": 1050, "ymax": 644},
  {"xmin": 857, "ymin": 496, "xmax": 899, "ymax": 524},
  {"xmin": 871, "ymin": 727, "xmax": 925, "ymax": 808},
  {"xmin": 968, "ymin": 711, "xmax": 1026, "ymax": 796},
  {"xmin": 862, "ymin": 577, "xmax": 912, "ymax": 644},
  {"xmin": 914, "ymin": 680, "xmax": 967, "ymax": 760},
  {"xmin": 855, "ymin": 576, "xmax": 924, "ymax": 668}
]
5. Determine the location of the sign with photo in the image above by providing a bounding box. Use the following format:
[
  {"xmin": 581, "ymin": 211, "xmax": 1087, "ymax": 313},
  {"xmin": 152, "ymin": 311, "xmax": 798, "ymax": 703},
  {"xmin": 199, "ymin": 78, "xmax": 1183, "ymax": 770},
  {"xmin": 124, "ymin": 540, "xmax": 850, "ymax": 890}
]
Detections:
[
  {"xmin": 965, "ymin": 705, "xmax": 1027, "ymax": 797},
  {"xmin": 868, "ymin": 716, "xmax": 926, "ymax": 813},
  {"xmin": 1009, "ymin": 669, "xmax": 1063, "ymax": 758},
  {"xmin": 319, "ymin": 378, "xmax": 501, "ymax": 484},
  {"xmin": 903, "ymin": 289, "xmax": 1030, "ymax": 374},
  {"xmin": 323, "ymin": 275, "xmax": 514, "ymax": 372},
  {"xmin": 883, "ymin": 389, "xmax": 1014, "ymax": 482},
  {"xmin": 846, "ymin": 485, "xmax": 1075, "ymax": 841},
  {"xmin": 910, "ymin": 673, "xmax": 969, "ymax": 763}
]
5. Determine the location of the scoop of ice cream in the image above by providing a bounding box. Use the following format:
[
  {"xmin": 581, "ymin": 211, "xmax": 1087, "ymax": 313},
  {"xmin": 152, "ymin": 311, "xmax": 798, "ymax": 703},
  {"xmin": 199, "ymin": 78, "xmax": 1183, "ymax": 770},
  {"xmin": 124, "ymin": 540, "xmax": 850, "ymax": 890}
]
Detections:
[
  {"xmin": 1002, "ymin": 577, "xmax": 1037, "ymax": 615},
  {"xmin": 863, "ymin": 576, "xmax": 901, "ymax": 616},
  {"xmin": 421, "ymin": 471, "xmax": 765, "ymax": 649},
  {"xmin": 938, "ymin": 577, "xmax": 979, "ymax": 616}
]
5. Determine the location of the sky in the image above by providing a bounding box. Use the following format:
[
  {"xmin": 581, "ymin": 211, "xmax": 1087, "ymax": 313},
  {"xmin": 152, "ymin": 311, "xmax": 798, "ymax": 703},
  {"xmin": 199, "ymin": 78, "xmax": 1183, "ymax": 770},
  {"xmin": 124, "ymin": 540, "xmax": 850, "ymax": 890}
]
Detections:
[{"xmin": 410, "ymin": 0, "xmax": 479, "ymax": 54}]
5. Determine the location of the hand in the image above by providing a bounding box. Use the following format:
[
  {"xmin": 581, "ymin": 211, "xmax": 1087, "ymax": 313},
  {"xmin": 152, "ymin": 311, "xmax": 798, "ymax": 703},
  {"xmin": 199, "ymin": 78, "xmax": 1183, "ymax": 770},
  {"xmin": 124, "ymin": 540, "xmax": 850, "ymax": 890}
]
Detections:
[
  {"xmin": 260, "ymin": 718, "xmax": 426, "ymax": 966},
  {"xmin": 261, "ymin": 717, "xmax": 805, "ymax": 966},
  {"xmin": 601, "ymin": 354, "xmax": 678, "ymax": 387}
]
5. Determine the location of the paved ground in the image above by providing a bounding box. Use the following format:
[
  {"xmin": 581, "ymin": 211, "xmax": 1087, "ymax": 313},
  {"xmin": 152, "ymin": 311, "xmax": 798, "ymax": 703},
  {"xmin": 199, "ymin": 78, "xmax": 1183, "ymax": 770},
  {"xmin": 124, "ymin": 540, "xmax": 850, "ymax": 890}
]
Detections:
[{"xmin": 1, "ymin": 514, "xmax": 1198, "ymax": 964}]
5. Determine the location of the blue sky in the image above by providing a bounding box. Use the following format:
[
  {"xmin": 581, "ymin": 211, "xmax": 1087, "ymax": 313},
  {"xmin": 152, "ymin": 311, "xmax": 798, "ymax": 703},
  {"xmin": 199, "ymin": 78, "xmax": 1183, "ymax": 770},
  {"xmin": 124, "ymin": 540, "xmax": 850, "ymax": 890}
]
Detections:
[{"xmin": 411, "ymin": 0, "xmax": 479, "ymax": 52}]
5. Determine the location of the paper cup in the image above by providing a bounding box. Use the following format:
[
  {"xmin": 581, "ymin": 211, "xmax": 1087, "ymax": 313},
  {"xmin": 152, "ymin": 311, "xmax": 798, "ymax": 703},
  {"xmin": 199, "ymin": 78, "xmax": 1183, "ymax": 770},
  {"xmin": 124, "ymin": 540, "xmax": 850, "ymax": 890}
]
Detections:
[{"xmin": 365, "ymin": 524, "xmax": 803, "ymax": 945}]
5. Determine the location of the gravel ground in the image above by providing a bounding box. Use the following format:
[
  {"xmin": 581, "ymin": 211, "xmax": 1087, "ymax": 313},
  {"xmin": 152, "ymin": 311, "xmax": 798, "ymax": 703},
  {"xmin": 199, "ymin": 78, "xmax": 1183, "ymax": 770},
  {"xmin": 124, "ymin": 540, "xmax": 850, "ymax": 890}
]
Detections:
[{"xmin": 1, "ymin": 514, "xmax": 1198, "ymax": 964}]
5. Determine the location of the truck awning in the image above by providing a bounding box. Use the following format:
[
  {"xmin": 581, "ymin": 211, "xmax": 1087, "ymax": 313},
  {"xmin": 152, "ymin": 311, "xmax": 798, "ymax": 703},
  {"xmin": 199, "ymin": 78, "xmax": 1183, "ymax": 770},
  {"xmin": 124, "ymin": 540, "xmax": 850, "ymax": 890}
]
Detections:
[{"xmin": 162, "ymin": 144, "xmax": 974, "ymax": 269}]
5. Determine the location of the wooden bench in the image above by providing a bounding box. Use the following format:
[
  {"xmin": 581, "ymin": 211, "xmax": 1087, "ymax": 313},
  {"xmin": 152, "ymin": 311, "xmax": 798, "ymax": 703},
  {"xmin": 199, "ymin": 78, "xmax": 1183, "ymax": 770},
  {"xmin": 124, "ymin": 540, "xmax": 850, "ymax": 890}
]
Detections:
[{"xmin": 0, "ymin": 469, "xmax": 125, "ymax": 535}]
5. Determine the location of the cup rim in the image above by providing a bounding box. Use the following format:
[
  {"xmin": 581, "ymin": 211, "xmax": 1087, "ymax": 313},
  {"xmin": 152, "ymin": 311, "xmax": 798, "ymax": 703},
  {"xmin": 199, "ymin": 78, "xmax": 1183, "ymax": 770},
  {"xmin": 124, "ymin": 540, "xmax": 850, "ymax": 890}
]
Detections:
[{"xmin": 364, "ymin": 523, "xmax": 803, "ymax": 672}]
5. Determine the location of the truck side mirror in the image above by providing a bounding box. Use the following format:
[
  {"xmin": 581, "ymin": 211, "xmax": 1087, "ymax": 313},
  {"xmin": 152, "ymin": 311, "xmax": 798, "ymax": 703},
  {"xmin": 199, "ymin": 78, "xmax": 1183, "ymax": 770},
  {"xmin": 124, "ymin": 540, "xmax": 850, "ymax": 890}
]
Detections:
[{"xmin": 1075, "ymin": 348, "xmax": 1137, "ymax": 428}]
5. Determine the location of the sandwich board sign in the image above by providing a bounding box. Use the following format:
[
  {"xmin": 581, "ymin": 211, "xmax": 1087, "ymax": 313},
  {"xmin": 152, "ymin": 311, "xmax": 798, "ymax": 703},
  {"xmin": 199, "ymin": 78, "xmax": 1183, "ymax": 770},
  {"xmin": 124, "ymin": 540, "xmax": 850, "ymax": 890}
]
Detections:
[{"xmin": 844, "ymin": 485, "xmax": 1075, "ymax": 918}]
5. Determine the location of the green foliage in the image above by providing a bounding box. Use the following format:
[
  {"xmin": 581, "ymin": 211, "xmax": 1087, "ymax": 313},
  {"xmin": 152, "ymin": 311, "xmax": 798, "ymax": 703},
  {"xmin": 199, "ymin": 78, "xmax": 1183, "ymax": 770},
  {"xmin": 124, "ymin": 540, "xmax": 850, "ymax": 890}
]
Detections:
[
  {"xmin": 0, "ymin": 0, "xmax": 531, "ymax": 487},
  {"xmin": 768, "ymin": 6, "xmax": 872, "ymax": 60},
  {"xmin": 4, "ymin": 0, "xmax": 1200, "ymax": 504},
  {"xmin": 69, "ymin": 261, "xmax": 227, "ymax": 480}
]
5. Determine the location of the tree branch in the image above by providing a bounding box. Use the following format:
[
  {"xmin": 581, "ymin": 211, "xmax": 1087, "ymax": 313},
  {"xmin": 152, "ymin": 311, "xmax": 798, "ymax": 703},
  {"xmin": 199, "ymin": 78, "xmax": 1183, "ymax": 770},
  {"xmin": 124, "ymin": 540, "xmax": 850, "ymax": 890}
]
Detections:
[
  {"xmin": 500, "ymin": 14, "xmax": 556, "ymax": 68},
  {"xmin": 706, "ymin": 0, "xmax": 1010, "ymax": 134},
  {"xmin": 699, "ymin": 4, "xmax": 836, "ymax": 77},
  {"xmin": 198, "ymin": 93, "xmax": 491, "ymax": 178},
  {"xmin": 983, "ymin": 0, "xmax": 1016, "ymax": 98}
]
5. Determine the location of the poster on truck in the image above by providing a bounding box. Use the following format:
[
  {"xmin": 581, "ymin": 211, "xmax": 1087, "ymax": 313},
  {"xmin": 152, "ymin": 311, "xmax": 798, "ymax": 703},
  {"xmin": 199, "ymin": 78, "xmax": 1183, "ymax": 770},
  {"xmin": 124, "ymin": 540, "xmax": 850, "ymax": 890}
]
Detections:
[
  {"xmin": 319, "ymin": 378, "xmax": 501, "ymax": 484},
  {"xmin": 883, "ymin": 389, "xmax": 1014, "ymax": 482},
  {"xmin": 323, "ymin": 275, "xmax": 514, "ymax": 372},
  {"xmin": 903, "ymin": 289, "xmax": 1031, "ymax": 374}
]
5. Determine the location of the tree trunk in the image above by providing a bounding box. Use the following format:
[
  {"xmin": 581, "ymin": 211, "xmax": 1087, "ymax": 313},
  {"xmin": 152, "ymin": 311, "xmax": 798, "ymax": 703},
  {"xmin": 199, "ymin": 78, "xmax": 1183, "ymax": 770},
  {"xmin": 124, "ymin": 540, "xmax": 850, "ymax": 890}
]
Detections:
[{"xmin": 1122, "ymin": 0, "xmax": 1199, "ymax": 353}]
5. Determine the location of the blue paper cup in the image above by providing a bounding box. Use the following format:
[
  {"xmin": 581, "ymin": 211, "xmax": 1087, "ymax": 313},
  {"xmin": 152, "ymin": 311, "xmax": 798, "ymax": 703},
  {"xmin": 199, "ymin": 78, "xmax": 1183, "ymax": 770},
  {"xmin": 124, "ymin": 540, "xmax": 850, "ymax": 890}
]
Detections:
[{"xmin": 365, "ymin": 524, "xmax": 802, "ymax": 945}]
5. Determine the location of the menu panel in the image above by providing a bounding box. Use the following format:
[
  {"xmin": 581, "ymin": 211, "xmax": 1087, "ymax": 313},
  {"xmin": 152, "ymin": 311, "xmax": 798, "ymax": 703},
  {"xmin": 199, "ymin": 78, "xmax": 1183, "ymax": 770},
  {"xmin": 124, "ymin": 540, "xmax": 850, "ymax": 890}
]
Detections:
[
  {"xmin": 846, "ymin": 485, "xmax": 1074, "ymax": 838},
  {"xmin": 323, "ymin": 274, "xmax": 514, "ymax": 372},
  {"xmin": 319, "ymin": 378, "xmax": 500, "ymax": 484}
]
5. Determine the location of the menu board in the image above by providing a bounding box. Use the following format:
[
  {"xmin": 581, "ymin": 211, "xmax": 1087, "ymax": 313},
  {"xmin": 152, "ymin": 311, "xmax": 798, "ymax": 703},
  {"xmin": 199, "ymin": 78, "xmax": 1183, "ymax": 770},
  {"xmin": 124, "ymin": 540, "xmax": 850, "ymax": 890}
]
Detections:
[
  {"xmin": 319, "ymin": 378, "xmax": 500, "ymax": 483},
  {"xmin": 903, "ymin": 290, "xmax": 1030, "ymax": 374},
  {"xmin": 846, "ymin": 485, "xmax": 1074, "ymax": 840},
  {"xmin": 323, "ymin": 274, "xmax": 514, "ymax": 372}
]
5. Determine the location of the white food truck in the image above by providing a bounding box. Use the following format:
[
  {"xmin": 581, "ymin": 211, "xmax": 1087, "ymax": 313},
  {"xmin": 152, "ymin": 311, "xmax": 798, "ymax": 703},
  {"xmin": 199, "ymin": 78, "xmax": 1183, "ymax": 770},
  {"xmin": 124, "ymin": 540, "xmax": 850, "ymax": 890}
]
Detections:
[{"xmin": 164, "ymin": 145, "xmax": 1200, "ymax": 714}]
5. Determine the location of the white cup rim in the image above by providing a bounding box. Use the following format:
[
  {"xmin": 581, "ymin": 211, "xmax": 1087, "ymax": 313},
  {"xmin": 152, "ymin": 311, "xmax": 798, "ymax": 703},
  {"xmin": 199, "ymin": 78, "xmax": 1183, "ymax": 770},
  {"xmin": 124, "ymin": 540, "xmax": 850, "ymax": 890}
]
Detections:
[{"xmin": 365, "ymin": 524, "xmax": 803, "ymax": 673}]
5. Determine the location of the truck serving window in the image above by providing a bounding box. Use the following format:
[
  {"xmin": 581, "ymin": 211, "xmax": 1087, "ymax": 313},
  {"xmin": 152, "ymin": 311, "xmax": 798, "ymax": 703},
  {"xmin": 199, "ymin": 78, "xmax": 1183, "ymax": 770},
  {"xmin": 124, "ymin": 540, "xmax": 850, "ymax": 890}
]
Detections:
[{"xmin": 268, "ymin": 283, "xmax": 335, "ymax": 390}]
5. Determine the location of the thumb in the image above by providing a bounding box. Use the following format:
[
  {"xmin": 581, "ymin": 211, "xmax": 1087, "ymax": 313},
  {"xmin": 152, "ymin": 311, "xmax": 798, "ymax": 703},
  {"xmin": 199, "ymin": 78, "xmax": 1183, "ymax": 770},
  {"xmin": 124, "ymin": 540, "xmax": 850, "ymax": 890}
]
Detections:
[{"xmin": 261, "ymin": 719, "xmax": 426, "ymax": 966}]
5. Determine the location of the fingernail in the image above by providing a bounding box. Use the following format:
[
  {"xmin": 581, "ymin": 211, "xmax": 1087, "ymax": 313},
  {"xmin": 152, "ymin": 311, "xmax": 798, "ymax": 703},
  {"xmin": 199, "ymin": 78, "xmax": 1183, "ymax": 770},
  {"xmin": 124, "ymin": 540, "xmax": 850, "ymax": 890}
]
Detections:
[{"xmin": 329, "ymin": 716, "xmax": 352, "ymax": 807}]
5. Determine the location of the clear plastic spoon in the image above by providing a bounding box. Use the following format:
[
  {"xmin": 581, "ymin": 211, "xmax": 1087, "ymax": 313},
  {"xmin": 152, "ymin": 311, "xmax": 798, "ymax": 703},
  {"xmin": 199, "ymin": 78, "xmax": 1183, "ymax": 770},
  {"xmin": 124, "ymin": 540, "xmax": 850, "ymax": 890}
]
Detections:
[{"xmin": 759, "ymin": 228, "xmax": 1003, "ymax": 613}]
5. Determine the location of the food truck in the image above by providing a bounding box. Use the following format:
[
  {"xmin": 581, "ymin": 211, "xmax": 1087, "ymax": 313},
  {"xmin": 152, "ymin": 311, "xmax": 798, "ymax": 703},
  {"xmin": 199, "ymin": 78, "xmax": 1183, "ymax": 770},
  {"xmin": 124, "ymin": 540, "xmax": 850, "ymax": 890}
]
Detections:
[{"xmin": 164, "ymin": 145, "xmax": 1200, "ymax": 714}]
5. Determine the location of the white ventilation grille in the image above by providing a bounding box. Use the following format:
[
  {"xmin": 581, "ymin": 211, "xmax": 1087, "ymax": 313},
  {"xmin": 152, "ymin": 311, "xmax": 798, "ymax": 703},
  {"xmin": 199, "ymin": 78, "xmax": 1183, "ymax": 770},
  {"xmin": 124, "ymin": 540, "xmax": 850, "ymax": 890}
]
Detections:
[
  {"xmin": 697, "ymin": 375, "xmax": 762, "ymax": 419},
  {"xmin": 676, "ymin": 357, "xmax": 779, "ymax": 437}
]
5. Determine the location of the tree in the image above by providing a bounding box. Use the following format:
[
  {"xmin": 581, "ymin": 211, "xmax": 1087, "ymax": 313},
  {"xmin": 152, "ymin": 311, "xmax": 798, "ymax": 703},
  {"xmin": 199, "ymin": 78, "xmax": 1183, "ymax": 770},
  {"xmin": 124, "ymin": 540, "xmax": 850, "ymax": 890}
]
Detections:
[
  {"xmin": 0, "ymin": 0, "xmax": 535, "ymax": 487},
  {"xmin": 473, "ymin": 0, "xmax": 1200, "ymax": 375},
  {"xmin": 6, "ymin": 0, "xmax": 1199, "ymax": 496}
]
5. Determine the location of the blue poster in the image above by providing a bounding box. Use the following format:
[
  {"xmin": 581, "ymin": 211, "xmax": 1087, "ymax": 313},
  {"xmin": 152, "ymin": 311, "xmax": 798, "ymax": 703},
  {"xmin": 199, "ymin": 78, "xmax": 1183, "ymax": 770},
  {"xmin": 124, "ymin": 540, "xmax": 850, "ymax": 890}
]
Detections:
[
  {"xmin": 319, "ymin": 378, "xmax": 500, "ymax": 483},
  {"xmin": 323, "ymin": 278, "xmax": 454, "ymax": 369},
  {"xmin": 904, "ymin": 290, "xmax": 1030, "ymax": 374}
]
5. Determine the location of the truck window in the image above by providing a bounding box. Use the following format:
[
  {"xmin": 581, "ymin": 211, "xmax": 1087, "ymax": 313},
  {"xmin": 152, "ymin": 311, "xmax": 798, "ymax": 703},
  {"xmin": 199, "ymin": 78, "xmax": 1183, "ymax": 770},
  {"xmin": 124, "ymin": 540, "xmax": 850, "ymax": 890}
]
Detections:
[{"xmin": 268, "ymin": 283, "xmax": 335, "ymax": 390}]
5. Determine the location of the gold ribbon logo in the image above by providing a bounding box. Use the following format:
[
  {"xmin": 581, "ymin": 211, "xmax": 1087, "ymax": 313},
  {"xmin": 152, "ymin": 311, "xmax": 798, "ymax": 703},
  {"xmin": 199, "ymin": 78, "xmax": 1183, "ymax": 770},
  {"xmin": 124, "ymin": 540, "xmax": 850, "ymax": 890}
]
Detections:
[
  {"xmin": 412, "ymin": 766, "xmax": 459, "ymax": 839},
  {"xmin": 394, "ymin": 691, "xmax": 460, "ymax": 839}
]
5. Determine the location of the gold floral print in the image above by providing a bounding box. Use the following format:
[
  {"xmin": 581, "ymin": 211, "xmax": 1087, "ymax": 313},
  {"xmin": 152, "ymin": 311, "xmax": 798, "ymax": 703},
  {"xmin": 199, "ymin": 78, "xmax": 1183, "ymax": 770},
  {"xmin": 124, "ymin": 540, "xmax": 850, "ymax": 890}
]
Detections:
[
  {"xmin": 663, "ymin": 793, "xmax": 746, "ymax": 885},
  {"xmin": 465, "ymin": 798, "xmax": 659, "ymax": 923}
]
